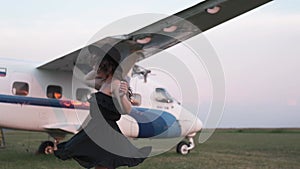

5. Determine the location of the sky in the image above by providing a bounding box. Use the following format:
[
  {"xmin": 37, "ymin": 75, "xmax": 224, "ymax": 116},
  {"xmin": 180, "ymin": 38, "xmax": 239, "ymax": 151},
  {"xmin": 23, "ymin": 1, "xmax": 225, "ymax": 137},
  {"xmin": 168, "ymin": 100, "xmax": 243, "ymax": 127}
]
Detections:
[{"xmin": 0, "ymin": 0, "xmax": 299, "ymax": 128}]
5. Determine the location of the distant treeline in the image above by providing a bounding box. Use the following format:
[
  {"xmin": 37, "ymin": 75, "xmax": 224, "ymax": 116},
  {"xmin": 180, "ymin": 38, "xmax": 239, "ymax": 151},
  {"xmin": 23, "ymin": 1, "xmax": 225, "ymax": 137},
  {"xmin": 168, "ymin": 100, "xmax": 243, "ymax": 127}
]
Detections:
[{"xmin": 214, "ymin": 128, "xmax": 300, "ymax": 134}]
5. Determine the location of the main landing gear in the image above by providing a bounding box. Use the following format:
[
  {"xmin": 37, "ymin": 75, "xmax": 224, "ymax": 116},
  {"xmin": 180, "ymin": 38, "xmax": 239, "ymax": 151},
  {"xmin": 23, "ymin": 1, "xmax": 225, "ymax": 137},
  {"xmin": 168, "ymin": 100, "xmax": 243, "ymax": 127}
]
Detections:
[
  {"xmin": 37, "ymin": 131, "xmax": 64, "ymax": 155},
  {"xmin": 37, "ymin": 139, "xmax": 60, "ymax": 154},
  {"xmin": 176, "ymin": 134, "xmax": 196, "ymax": 155},
  {"xmin": 38, "ymin": 141, "xmax": 54, "ymax": 154}
]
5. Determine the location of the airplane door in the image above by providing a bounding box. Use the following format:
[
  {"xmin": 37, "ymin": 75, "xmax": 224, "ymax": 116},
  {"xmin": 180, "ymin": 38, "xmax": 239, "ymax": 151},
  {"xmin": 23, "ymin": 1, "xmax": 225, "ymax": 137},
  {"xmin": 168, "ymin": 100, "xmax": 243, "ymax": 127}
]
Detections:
[
  {"xmin": 10, "ymin": 72, "xmax": 52, "ymax": 128},
  {"xmin": 8, "ymin": 72, "xmax": 43, "ymax": 130}
]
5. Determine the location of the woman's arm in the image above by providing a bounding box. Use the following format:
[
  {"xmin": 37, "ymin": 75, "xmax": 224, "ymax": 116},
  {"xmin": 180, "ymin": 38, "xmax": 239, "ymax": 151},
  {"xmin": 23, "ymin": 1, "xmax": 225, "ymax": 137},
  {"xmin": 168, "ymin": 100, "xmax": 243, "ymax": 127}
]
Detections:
[
  {"xmin": 84, "ymin": 69, "xmax": 97, "ymax": 80},
  {"xmin": 119, "ymin": 93, "xmax": 132, "ymax": 114},
  {"xmin": 84, "ymin": 69, "xmax": 104, "ymax": 90}
]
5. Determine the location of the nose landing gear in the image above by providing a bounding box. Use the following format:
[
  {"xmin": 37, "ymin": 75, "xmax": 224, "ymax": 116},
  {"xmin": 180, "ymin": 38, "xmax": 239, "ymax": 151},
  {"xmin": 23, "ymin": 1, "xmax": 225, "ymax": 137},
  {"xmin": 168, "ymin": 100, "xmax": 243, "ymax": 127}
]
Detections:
[{"xmin": 176, "ymin": 134, "xmax": 196, "ymax": 155}]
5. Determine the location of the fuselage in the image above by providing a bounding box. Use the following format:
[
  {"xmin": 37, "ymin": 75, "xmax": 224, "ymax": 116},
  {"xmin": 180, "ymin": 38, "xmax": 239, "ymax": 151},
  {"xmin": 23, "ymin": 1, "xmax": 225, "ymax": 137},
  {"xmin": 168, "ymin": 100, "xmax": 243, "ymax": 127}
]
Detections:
[{"xmin": 0, "ymin": 58, "xmax": 202, "ymax": 139}]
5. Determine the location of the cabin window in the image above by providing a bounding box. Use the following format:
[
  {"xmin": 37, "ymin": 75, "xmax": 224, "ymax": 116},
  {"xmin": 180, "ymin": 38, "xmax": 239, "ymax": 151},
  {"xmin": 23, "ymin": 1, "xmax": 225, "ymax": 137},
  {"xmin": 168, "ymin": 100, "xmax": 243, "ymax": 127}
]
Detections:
[
  {"xmin": 131, "ymin": 93, "xmax": 142, "ymax": 106},
  {"xmin": 154, "ymin": 88, "xmax": 173, "ymax": 103},
  {"xmin": 76, "ymin": 88, "xmax": 91, "ymax": 102},
  {"xmin": 12, "ymin": 82, "xmax": 29, "ymax": 96},
  {"xmin": 47, "ymin": 85, "xmax": 62, "ymax": 99},
  {"xmin": 0, "ymin": 68, "xmax": 7, "ymax": 77}
]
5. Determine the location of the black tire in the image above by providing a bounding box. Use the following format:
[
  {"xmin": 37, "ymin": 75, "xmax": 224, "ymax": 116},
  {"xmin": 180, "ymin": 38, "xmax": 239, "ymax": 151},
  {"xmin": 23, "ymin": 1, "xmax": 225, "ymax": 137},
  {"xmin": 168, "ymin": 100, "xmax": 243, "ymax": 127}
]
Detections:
[
  {"xmin": 176, "ymin": 141, "xmax": 190, "ymax": 155},
  {"xmin": 37, "ymin": 141, "xmax": 54, "ymax": 155}
]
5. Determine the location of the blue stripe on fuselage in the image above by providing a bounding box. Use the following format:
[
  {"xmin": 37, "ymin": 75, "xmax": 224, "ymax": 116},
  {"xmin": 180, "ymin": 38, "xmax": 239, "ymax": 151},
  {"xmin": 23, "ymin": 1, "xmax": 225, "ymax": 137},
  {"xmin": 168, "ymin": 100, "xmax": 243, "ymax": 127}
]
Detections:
[
  {"xmin": 130, "ymin": 108, "xmax": 181, "ymax": 138},
  {"xmin": 0, "ymin": 94, "xmax": 89, "ymax": 110}
]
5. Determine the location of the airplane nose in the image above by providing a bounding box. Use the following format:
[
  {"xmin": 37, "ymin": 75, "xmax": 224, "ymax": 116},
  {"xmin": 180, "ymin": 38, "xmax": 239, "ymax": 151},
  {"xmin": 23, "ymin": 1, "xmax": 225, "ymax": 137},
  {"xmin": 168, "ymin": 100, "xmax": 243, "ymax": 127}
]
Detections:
[
  {"xmin": 186, "ymin": 117, "xmax": 203, "ymax": 138},
  {"xmin": 178, "ymin": 107, "xmax": 203, "ymax": 135}
]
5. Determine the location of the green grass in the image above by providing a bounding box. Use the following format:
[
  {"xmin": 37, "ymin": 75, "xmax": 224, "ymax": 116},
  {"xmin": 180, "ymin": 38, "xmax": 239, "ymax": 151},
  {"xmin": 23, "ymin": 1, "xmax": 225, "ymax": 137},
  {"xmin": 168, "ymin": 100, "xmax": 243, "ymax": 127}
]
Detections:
[{"xmin": 0, "ymin": 129, "xmax": 300, "ymax": 169}]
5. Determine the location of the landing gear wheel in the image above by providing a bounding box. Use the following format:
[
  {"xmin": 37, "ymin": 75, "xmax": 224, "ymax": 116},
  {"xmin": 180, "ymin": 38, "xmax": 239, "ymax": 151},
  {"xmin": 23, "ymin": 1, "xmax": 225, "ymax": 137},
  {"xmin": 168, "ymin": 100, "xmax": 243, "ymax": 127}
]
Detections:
[
  {"xmin": 38, "ymin": 141, "xmax": 54, "ymax": 155},
  {"xmin": 176, "ymin": 141, "xmax": 190, "ymax": 155}
]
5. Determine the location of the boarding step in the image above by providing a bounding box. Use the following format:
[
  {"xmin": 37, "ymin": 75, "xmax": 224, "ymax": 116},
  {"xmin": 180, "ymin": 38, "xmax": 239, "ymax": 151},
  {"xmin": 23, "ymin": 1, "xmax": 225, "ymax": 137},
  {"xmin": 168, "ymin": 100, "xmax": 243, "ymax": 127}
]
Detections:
[{"xmin": 0, "ymin": 128, "xmax": 5, "ymax": 148}]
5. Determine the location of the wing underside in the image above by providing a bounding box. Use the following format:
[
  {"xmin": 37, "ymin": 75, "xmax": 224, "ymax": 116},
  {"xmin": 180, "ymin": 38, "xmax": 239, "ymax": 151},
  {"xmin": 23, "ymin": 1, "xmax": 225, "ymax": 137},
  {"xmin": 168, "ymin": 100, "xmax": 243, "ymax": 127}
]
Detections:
[
  {"xmin": 38, "ymin": 0, "xmax": 273, "ymax": 72},
  {"xmin": 43, "ymin": 123, "xmax": 80, "ymax": 134}
]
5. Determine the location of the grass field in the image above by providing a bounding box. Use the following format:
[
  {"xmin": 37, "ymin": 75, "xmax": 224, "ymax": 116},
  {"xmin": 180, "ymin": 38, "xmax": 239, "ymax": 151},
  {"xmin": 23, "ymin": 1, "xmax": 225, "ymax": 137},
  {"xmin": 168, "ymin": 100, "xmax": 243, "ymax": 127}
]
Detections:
[{"xmin": 0, "ymin": 129, "xmax": 299, "ymax": 169}]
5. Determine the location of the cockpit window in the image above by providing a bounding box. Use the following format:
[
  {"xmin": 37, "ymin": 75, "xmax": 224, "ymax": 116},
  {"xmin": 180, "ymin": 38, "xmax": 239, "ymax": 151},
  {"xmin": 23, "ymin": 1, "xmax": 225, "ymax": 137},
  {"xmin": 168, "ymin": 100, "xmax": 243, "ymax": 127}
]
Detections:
[{"xmin": 154, "ymin": 88, "xmax": 173, "ymax": 103}]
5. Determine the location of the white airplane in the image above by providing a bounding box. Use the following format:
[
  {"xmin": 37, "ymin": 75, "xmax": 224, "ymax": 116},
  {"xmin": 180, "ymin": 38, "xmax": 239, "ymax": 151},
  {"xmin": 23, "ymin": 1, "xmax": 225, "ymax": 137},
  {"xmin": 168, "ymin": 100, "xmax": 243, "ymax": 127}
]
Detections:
[{"xmin": 0, "ymin": 0, "xmax": 272, "ymax": 155}]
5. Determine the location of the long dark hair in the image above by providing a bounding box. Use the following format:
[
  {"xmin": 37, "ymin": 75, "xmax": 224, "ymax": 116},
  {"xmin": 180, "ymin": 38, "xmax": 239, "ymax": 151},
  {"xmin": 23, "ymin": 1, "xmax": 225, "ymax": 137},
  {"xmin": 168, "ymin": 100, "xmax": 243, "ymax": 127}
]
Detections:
[
  {"xmin": 95, "ymin": 46, "xmax": 133, "ymax": 100},
  {"xmin": 97, "ymin": 55, "xmax": 123, "ymax": 80}
]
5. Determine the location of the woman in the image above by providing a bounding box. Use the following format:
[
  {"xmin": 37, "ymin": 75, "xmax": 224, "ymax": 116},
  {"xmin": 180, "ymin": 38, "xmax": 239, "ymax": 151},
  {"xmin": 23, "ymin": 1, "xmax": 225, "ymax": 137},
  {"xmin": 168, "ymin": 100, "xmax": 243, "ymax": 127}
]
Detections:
[{"xmin": 54, "ymin": 45, "xmax": 151, "ymax": 169}]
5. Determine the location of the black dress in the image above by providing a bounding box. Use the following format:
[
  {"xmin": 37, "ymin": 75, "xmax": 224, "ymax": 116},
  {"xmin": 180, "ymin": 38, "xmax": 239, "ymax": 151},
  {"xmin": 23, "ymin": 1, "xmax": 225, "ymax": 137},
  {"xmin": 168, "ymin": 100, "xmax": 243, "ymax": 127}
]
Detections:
[{"xmin": 54, "ymin": 92, "xmax": 151, "ymax": 169}]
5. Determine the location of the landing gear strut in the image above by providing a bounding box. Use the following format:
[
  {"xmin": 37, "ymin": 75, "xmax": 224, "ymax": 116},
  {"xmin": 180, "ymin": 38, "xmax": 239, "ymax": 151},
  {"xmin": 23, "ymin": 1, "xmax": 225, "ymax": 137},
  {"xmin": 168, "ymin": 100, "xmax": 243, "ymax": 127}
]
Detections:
[{"xmin": 176, "ymin": 134, "xmax": 196, "ymax": 155}]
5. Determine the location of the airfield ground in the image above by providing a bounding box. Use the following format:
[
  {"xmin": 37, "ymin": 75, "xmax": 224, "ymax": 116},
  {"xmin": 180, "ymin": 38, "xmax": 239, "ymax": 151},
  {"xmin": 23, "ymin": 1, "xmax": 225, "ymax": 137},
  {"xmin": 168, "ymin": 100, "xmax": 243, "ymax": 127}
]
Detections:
[{"xmin": 0, "ymin": 129, "xmax": 299, "ymax": 169}]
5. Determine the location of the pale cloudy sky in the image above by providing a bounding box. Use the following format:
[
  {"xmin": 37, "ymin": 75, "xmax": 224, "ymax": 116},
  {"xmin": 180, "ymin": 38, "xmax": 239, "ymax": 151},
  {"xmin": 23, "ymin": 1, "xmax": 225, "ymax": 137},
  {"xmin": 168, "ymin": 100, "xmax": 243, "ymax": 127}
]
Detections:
[
  {"xmin": 204, "ymin": 1, "xmax": 300, "ymax": 127},
  {"xmin": 0, "ymin": 0, "xmax": 299, "ymax": 128}
]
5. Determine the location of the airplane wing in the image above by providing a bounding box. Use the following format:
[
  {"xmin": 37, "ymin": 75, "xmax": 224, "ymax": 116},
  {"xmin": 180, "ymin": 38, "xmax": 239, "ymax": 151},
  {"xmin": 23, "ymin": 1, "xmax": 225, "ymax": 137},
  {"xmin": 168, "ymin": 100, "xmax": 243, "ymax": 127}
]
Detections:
[{"xmin": 38, "ymin": 0, "xmax": 273, "ymax": 73}]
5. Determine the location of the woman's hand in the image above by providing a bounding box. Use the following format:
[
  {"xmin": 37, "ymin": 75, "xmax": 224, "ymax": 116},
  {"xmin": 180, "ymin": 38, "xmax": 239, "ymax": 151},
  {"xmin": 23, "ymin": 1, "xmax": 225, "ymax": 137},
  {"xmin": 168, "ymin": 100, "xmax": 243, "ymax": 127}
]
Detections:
[
  {"xmin": 112, "ymin": 80, "xmax": 132, "ymax": 114},
  {"xmin": 119, "ymin": 81, "xmax": 128, "ymax": 97}
]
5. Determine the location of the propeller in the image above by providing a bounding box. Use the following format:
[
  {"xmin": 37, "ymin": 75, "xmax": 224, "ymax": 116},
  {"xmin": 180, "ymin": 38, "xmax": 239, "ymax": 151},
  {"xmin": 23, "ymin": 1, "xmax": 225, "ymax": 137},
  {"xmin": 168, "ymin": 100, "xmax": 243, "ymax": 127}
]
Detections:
[{"xmin": 132, "ymin": 65, "xmax": 154, "ymax": 83}]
